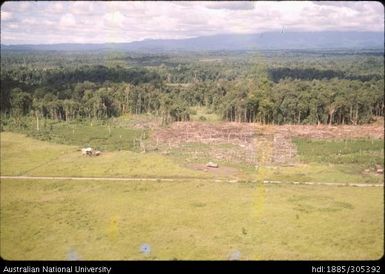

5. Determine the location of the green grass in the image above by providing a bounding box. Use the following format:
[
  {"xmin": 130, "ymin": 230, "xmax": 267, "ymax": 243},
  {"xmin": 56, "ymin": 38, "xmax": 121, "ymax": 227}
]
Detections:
[
  {"xmin": 294, "ymin": 138, "xmax": 384, "ymax": 166},
  {"xmin": 2, "ymin": 117, "xmax": 146, "ymax": 152},
  {"xmin": 2, "ymin": 132, "xmax": 383, "ymax": 184},
  {"xmin": 271, "ymin": 138, "xmax": 385, "ymax": 184},
  {"xmin": 1, "ymin": 131, "xmax": 383, "ymax": 260},
  {"xmin": 110, "ymin": 113, "xmax": 161, "ymax": 129},
  {"xmin": 1, "ymin": 179, "xmax": 383, "ymax": 260},
  {"xmin": 260, "ymin": 164, "xmax": 383, "ymax": 184},
  {"xmin": 1, "ymin": 132, "xmax": 209, "ymax": 178},
  {"xmin": 0, "ymin": 132, "xmax": 76, "ymax": 176}
]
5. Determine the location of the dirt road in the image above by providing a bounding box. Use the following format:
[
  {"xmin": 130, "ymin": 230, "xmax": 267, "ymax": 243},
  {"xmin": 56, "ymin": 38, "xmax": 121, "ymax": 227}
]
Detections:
[{"xmin": 1, "ymin": 176, "xmax": 383, "ymax": 187}]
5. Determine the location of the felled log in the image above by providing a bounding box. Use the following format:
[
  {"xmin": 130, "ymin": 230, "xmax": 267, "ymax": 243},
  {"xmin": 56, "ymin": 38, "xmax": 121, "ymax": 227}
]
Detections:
[{"xmin": 206, "ymin": 161, "xmax": 219, "ymax": 168}]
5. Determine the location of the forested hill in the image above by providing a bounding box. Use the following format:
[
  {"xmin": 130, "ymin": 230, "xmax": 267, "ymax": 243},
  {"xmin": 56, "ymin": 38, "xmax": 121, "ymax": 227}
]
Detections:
[{"xmin": 1, "ymin": 31, "xmax": 384, "ymax": 52}]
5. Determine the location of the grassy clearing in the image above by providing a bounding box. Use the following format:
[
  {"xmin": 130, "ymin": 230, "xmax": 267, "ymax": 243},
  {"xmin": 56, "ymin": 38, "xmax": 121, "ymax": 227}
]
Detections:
[
  {"xmin": 294, "ymin": 138, "xmax": 384, "ymax": 167},
  {"xmin": 1, "ymin": 129, "xmax": 383, "ymax": 260},
  {"xmin": 2, "ymin": 131, "xmax": 383, "ymax": 184},
  {"xmin": 2, "ymin": 117, "xmax": 146, "ymax": 151},
  {"xmin": 1, "ymin": 132, "xmax": 208, "ymax": 178},
  {"xmin": 0, "ymin": 132, "xmax": 76, "ymax": 176},
  {"xmin": 110, "ymin": 113, "xmax": 161, "ymax": 130},
  {"xmin": 260, "ymin": 164, "xmax": 383, "ymax": 184},
  {"xmin": 279, "ymin": 138, "xmax": 385, "ymax": 184},
  {"xmin": 26, "ymin": 151, "xmax": 208, "ymax": 178},
  {"xmin": 1, "ymin": 179, "xmax": 382, "ymax": 260}
]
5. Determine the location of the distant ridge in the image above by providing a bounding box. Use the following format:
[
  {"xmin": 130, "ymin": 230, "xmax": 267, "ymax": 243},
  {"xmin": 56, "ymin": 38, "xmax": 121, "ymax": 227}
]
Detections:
[{"xmin": 1, "ymin": 31, "xmax": 384, "ymax": 52}]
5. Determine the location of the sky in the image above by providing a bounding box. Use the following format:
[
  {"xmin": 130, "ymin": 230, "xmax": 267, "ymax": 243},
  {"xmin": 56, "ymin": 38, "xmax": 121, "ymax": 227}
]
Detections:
[{"xmin": 1, "ymin": 1, "xmax": 383, "ymax": 45}]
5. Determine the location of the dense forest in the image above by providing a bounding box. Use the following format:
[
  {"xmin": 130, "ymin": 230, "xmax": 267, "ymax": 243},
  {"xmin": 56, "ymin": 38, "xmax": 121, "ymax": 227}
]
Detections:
[{"xmin": 1, "ymin": 48, "xmax": 383, "ymax": 126}]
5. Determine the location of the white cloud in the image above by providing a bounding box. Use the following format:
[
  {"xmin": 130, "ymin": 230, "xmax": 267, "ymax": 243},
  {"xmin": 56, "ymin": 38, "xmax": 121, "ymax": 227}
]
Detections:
[
  {"xmin": 18, "ymin": 1, "xmax": 31, "ymax": 12},
  {"xmin": 71, "ymin": 1, "xmax": 96, "ymax": 15},
  {"xmin": 0, "ymin": 1, "xmax": 383, "ymax": 44},
  {"xmin": 59, "ymin": 13, "xmax": 77, "ymax": 28},
  {"xmin": 1, "ymin": 11, "xmax": 12, "ymax": 21},
  {"xmin": 22, "ymin": 18, "xmax": 37, "ymax": 25},
  {"xmin": 103, "ymin": 11, "xmax": 125, "ymax": 28},
  {"xmin": 51, "ymin": 2, "xmax": 64, "ymax": 13},
  {"xmin": 2, "ymin": 1, "xmax": 31, "ymax": 12},
  {"xmin": 205, "ymin": 1, "xmax": 255, "ymax": 10},
  {"xmin": 8, "ymin": 23, "xmax": 18, "ymax": 29}
]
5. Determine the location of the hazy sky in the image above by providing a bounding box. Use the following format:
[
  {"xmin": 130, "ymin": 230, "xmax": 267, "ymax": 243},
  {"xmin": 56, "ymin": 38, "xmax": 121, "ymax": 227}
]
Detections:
[{"xmin": 1, "ymin": 1, "xmax": 383, "ymax": 44}]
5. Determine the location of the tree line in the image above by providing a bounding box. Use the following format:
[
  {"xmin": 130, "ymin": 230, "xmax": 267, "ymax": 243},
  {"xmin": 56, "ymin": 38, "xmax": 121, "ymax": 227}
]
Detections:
[
  {"xmin": 268, "ymin": 67, "xmax": 382, "ymax": 83},
  {"xmin": 1, "ymin": 49, "xmax": 383, "ymax": 126}
]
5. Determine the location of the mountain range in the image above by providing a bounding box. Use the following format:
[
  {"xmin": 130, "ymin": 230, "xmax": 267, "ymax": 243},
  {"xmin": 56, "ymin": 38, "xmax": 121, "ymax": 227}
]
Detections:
[{"xmin": 1, "ymin": 31, "xmax": 383, "ymax": 52}]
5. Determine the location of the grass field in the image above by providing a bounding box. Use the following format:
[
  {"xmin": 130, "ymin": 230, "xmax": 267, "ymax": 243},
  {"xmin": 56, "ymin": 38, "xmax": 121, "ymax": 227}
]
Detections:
[
  {"xmin": 1, "ymin": 179, "xmax": 383, "ymax": 260},
  {"xmin": 2, "ymin": 132, "xmax": 382, "ymax": 183},
  {"xmin": 0, "ymin": 131, "xmax": 383, "ymax": 260},
  {"xmin": 2, "ymin": 117, "xmax": 147, "ymax": 151},
  {"xmin": 0, "ymin": 132, "xmax": 76, "ymax": 176},
  {"xmin": 0, "ymin": 132, "xmax": 208, "ymax": 178},
  {"xmin": 294, "ymin": 138, "xmax": 384, "ymax": 167}
]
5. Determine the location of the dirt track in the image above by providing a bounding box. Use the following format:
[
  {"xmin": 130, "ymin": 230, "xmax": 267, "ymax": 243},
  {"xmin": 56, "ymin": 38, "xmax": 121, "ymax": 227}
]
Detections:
[{"xmin": 1, "ymin": 176, "xmax": 383, "ymax": 187}]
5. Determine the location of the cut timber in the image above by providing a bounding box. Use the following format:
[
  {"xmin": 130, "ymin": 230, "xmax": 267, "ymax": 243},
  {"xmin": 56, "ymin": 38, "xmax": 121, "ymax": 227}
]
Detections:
[
  {"xmin": 375, "ymin": 164, "xmax": 384, "ymax": 174},
  {"xmin": 81, "ymin": 147, "xmax": 93, "ymax": 156},
  {"xmin": 206, "ymin": 161, "xmax": 219, "ymax": 168}
]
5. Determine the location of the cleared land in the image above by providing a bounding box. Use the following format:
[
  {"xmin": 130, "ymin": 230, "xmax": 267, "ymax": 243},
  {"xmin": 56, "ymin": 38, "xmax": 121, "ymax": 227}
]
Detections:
[
  {"xmin": 150, "ymin": 121, "xmax": 384, "ymax": 184},
  {"xmin": 1, "ymin": 179, "xmax": 383, "ymax": 260},
  {"xmin": 0, "ymin": 132, "xmax": 208, "ymax": 179},
  {"xmin": 0, "ymin": 120, "xmax": 383, "ymax": 260}
]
